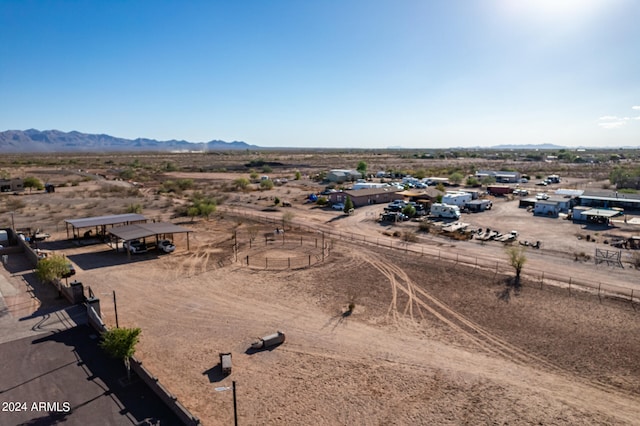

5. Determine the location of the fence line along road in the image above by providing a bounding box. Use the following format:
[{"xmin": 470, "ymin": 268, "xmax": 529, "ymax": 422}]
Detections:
[{"xmin": 220, "ymin": 208, "xmax": 639, "ymax": 305}]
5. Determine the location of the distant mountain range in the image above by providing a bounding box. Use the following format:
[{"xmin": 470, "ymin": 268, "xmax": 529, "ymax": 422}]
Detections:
[{"xmin": 0, "ymin": 129, "xmax": 257, "ymax": 153}]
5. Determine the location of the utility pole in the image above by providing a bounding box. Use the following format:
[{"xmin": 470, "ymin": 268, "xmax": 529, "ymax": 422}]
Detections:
[
  {"xmin": 113, "ymin": 290, "xmax": 119, "ymax": 328},
  {"xmin": 233, "ymin": 381, "xmax": 238, "ymax": 426}
]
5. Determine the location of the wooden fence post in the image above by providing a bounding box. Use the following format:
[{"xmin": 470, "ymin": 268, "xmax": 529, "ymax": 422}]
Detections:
[{"xmin": 598, "ymin": 282, "xmax": 601, "ymax": 303}]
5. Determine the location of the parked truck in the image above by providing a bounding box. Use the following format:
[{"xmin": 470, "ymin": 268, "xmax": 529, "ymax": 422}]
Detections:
[
  {"xmin": 251, "ymin": 331, "xmax": 286, "ymax": 350},
  {"xmin": 430, "ymin": 203, "xmax": 461, "ymax": 219}
]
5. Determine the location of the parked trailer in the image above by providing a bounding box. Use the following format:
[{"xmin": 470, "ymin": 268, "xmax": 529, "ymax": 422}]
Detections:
[
  {"xmin": 219, "ymin": 352, "xmax": 232, "ymax": 375},
  {"xmin": 251, "ymin": 331, "xmax": 286, "ymax": 350},
  {"xmin": 487, "ymin": 185, "xmax": 513, "ymax": 196},
  {"xmin": 442, "ymin": 191, "xmax": 472, "ymax": 207},
  {"xmin": 430, "ymin": 203, "xmax": 461, "ymax": 219}
]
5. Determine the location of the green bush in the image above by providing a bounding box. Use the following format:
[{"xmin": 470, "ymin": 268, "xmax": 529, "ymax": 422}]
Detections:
[{"xmin": 259, "ymin": 179, "xmax": 274, "ymax": 190}]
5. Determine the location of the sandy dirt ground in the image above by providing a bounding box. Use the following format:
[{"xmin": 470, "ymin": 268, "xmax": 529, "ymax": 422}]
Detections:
[{"xmin": 2, "ymin": 170, "xmax": 640, "ymax": 425}]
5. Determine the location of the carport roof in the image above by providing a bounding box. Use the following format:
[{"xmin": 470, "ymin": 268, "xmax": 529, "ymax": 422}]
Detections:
[
  {"xmin": 64, "ymin": 213, "xmax": 147, "ymax": 229},
  {"xmin": 108, "ymin": 222, "xmax": 192, "ymax": 241},
  {"xmin": 582, "ymin": 209, "xmax": 623, "ymax": 218}
]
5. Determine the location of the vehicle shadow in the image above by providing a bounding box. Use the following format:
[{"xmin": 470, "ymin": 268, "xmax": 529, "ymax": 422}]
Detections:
[{"xmin": 244, "ymin": 342, "xmax": 284, "ymax": 355}]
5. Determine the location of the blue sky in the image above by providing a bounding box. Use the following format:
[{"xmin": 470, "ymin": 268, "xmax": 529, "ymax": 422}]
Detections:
[{"xmin": 1, "ymin": 0, "xmax": 639, "ymax": 148}]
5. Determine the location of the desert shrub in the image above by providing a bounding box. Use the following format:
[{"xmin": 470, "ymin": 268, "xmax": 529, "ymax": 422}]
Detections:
[
  {"xmin": 418, "ymin": 221, "xmax": 431, "ymax": 233},
  {"xmin": 1, "ymin": 198, "xmax": 26, "ymax": 212},
  {"xmin": 125, "ymin": 203, "xmax": 143, "ymax": 214},
  {"xmin": 402, "ymin": 231, "xmax": 418, "ymax": 242},
  {"xmin": 233, "ymin": 178, "xmax": 250, "ymax": 191},
  {"xmin": 259, "ymin": 179, "xmax": 274, "ymax": 190},
  {"xmin": 393, "ymin": 230, "xmax": 401, "ymax": 237},
  {"xmin": 316, "ymin": 197, "xmax": 328, "ymax": 206}
]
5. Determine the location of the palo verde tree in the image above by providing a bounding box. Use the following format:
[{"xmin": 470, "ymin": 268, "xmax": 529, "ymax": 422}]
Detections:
[
  {"xmin": 506, "ymin": 245, "xmax": 527, "ymax": 287},
  {"xmin": 343, "ymin": 196, "xmax": 354, "ymax": 214},
  {"xmin": 36, "ymin": 254, "xmax": 71, "ymax": 284},
  {"xmin": 100, "ymin": 327, "xmax": 142, "ymax": 381},
  {"xmin": 23, "ymin": 176, "xmax": 44, "ymax": 192},
  {"xmin": 282, "ymin": 211, "xmax": 294, "ymax": 230},
  {"xmin": 356, "ymin": 161, "xmax": 367, "ymax": 178}
]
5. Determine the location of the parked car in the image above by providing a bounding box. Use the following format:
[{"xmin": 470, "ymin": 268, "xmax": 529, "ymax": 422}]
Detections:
[
  {"xmin": 124, "ymin": 240, "xmax": 148, "ymax": 254},
  {"xmin": 158, "ymin": 239, "xmax": 175, "ymax": 253},
  {"xmin": 332, "ymin": 203, "xmax": 345, "ymax": 210},
  {"xmin": 536, "ymin": 193, "xmax": 549, "ymax": 200}
]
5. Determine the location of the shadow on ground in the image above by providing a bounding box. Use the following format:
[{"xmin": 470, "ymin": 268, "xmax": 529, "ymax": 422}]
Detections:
[{"xmin": 6, "ymin": 325, "xmax": 183, "ymax": 425}]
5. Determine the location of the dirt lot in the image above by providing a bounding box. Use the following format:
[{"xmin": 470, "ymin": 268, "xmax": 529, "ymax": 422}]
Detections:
[{"xmin": 2, "ymin": 163, "xmax": 640, "ymax": 425}]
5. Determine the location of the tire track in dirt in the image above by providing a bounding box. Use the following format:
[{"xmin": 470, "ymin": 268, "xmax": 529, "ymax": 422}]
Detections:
[{"xmin": 354, "ymin": 246, "xmax": 640, "ymax": 401}]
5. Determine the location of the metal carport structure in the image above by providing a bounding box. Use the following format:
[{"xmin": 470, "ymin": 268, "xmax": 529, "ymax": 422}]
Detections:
[
  {"xmin": 64, "ymin": 214, "xmax": 147, "ymax": 239},
  {"xmin": 580, "ymin": 208, "xmax": 623, "ymax": 224},
  {"xmin": 108, "ymin": 222, "xmax": 192, "ymax": 253}
]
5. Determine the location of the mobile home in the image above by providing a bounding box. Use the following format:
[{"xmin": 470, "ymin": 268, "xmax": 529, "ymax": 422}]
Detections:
[{"xmin": 430, "ymin": 203, "xmax": 461, "ymax": 219}]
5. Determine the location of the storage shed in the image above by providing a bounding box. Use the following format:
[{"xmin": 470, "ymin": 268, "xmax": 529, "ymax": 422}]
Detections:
[
  {"xmin": 533, "ymin": 200, "xmax": 561, "ymax": 217},
  {"xmin": 465, "ymin": 199, "xmax": 492, "ymax": 212}
]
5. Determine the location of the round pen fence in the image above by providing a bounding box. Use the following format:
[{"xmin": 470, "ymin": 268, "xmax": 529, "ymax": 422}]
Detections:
[{"xmin": 223, "ymin": 209, "xmax": 639, "ymax": 305}]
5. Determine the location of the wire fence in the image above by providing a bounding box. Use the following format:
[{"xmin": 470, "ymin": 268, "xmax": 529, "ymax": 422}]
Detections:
[
  {"xmin": 227, "ymin": 229, "xmax": 331, "ymax": 271},
  {"xmin": 224, "ymin": 209, "xmax": 639, "ymax": 305}
]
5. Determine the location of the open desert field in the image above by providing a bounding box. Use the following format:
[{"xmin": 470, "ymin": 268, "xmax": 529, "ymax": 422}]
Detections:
[{"xmin": 2, "ymin": 153, "xmax": 640, "ymax": 425}]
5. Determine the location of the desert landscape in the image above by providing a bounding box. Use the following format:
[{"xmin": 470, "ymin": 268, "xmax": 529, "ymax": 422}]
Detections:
[{"xmin": 2, "ymin": 151, "xmax": 640, "ymax": 425}]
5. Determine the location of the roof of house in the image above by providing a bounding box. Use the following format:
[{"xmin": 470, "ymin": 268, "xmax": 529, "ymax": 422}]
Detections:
[
  {"xmin": 345, "ymin": 187, "xmax": 401, "ymax": 197},
  {"xmin": 396, "ymin": 187, "xmax": 443, "ymax": 198}
]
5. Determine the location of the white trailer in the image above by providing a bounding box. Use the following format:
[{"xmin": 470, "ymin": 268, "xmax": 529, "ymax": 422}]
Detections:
[
  {"xmin": 430, "ymin": 203, "xmax": 461, "ymax": 219},
  {"xmin": 442, "ymin": 191, "xmax": 472, "ymax": 207}
]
